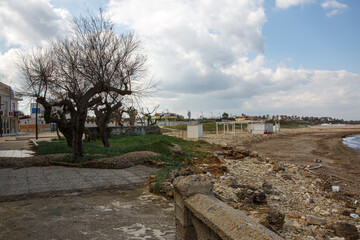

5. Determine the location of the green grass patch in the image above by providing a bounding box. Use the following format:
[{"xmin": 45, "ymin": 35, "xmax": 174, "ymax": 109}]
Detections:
[{"xmin": 37, "ymin": 134, "xmax": 211, "ymax": 191}]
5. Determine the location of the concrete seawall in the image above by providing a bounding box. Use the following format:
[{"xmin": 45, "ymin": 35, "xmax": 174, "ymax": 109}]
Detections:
[{"xmin": 173, "ymin": 175, "xmax": 284, "ymax": 240}]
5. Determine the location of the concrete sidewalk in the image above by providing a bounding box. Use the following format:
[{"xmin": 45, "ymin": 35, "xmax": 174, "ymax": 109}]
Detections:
[{"xmin": 0, "ymin": 165, "xmax": 158, "ymax": 199}]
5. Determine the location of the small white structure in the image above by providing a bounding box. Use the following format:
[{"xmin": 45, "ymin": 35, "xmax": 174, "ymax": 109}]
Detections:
[
  {"xmin": 247, "ymin": 122, "xmax": 274, "ymax": 134},
  {"xmin": 187, "ymin": 124, "xmax": 203, "ymax": 139}
]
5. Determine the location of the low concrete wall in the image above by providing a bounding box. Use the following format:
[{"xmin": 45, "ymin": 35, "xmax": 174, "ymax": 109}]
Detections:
[
  {"xmin": 87, "ymin": 126, "xmax": 161, "ymax": 137},
  {"xmin": 173, "ymin": 175, "xmax": 284, "ymax": 240}
]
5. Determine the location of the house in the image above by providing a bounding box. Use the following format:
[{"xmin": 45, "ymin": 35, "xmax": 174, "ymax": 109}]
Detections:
[{"xmin": 0, "ymin": 82, "xmax": 22, "ymax": 134}]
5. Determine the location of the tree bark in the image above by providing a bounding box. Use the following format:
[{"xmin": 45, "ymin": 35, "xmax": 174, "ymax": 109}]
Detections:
[{"xmin": 72, "ymin": 107, "xmax": 87, "ymax": 162}]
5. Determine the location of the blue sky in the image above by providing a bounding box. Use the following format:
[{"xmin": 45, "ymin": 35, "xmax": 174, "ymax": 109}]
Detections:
[
  {"xmin": 0, "ymin": 0, "xmax": 359, "ymax": 119},
  {"xmin": 263, "ymin": 0, "xmax": 360, "ymax": 74}
]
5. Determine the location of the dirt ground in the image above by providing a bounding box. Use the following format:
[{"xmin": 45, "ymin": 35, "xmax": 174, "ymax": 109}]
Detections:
[{"xmin": 205, "ymin": 126, "xmax": 360, "ymax": 199}]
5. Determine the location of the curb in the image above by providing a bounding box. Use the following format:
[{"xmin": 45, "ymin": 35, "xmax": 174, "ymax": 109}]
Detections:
[{"xmin": 30, "ymin": 139, "xmax": 38, "ymax": 146}]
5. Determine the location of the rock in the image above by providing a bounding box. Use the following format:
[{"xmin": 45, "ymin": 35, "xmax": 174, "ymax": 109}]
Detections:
[
  {"xmin": 311, "ymin": 225, "xmax": 326, "ymax": 238},
  {"xmin": 169, "ymin": 144, "xmax": 183, "ymax": 155},
  {"xmin": 306, "ymin": 215, "xmax": 326, "ymax": 226},
  {"xmin": 220, "ymin": 165, "xmax": 229, "ymax": 172},
  {"xmin": 320, "ymin": 210, "xmax": 330, "ymax": 216},
  {"xmin": 340, "ymin": 208, "xmax": 353, "ymax": 216},
  {"xmin": 313, "ymin": 206, "xmax": 321, "ymax": 213},
  {"xmin": 355, "ymin": 207, "xmax": 360, "ymax": 215},
  {"xmin": 213, "ymin": 151, "xmax": 224, "ymax": 156},
  {"xmin": 266, "ymin": 211, "xmax": 285, "ymax": 230},
  {"xmin": 272, "ymin": 196, "xmax": 281, "ymax": 201},
  {"xmin": 262, "ymin": 180, "xmax": 272, "ymax": 190},
  {"xmin": 273, "ymin": 162, "xmax": 285, "ymax": 172},
  {"xmin": 253, "ymin": 159, "xmax": 262, "ymax": 164},
  {"xmin": 224, "ymin": 176, "xmax": 238, "ymax": 187},
  {"xmin": 282, "ymin": 173, "xmax": 293, "ymax": 181},
  {"xmin": 253, "ymin": 190, "xmax": 267, "ymax": 203},
  {"xmin": 173, "ymin": 175, "xmax": 213, "ymax": 197},
  {"xmin": 167, "ymin": 170, "xmax": 179, "ymax": 183},
  {"xmin": 177, "ymin": 168, "xmax": 194, "ymax": 177},
  {"xmin": 287, "ymin": 167, "xmax": 296, "ymax": 173},
  {"xmin": 249, "ymin": 152, "xmax": 259, "ymax": 158},
  {"xmin": 160, "ymin": 181, "xmax": 174, "ymax": 197},
  {"xmin": 331, "ymin": 222, "xmax": 359, "ymax": 240},
  {"xmin": 314, "ymin": 158, "xmax": 322, "ymax": 163}
]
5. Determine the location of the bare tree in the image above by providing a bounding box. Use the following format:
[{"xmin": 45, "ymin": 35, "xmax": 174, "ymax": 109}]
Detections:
[
  {"xmin": 140, "ymin": 105, "xmax": 164, "ymax": 126},
  {"xmin": 92, "ymin": 92, "xmax": 123, "ymax": 147},
  {"xmin": 19, "ymin": 10, "xmax": 147, "ymax": 161},
  {"xmin": 127, "ymin": 106, "xmax": 138, "ymax": 126}
]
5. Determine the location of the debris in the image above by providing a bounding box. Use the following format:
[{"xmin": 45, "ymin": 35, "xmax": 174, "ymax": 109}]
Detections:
[
  {"xmin": 332, "ymin": 186, "xmax": 340, "ymax": 192},
  {"xmin": 266, "ymin": 211, "xmax": 285, "ymax": 230},
  {"xmin": 224, "ymin": 176, "xmax": 238, "ymax": 187},
  {"xmin": 309, "ymin": 164, "xmax": 322, "ymax": 170},
  {"xmin": 355, "ymin": 207, "xmax": 360, "ymax": 215},
  {"xmin": 253, "ymin": 190, "xmax": 267, "ymax": 203},
  {"xmin": 331, "ymin": 222, "xmax": 359, "ymax": 240},
  {"xmin": 306, "ymin": 215, "xmax": 326, "ymax": 226},
  {"xmin": 273, "ymin": 162, "xmax": 285, "ymax": 172},
  {"xmin": 350, "ymin": 213, "xmax": 359, "ymax": 219}
]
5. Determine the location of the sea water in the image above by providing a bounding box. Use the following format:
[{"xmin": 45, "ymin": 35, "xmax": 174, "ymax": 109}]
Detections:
[{"xmin": 343, "ymin": 135, "xmax": 360, "ymax": 152}]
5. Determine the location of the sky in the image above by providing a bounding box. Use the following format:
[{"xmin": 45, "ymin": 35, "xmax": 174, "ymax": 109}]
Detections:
[{"xmin": 0, "ymin": 0, "xmax": 359, "ymax": 120}]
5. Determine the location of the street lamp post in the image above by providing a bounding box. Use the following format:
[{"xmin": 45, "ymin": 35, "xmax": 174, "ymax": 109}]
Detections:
[{"xmin": 35, "ymin": 102, "xmax": 38, "ymax": 140}]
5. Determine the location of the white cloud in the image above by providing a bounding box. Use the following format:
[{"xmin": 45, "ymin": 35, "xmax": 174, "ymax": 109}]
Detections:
[
  {"xmin": 107, "ymin": 0, "xmax": 266, "ymax": 92},
  {"xmin": 106, "ymin": 0, "xmax": 360, "ymax": 119},
  {"xmin": 0, "ymin": 0, "xmax": 357, "ymax": 119},
  {"xmin": 0, "ymin": 48, "xmax": 20, "ymax": 85},
  {"xmin": 275, "ymin": 0, "xmax": 315, "ymax": 9},
  {"xmin": 321, "ymin": 0, "xmax": 348, "ymax": 17},
  {"xmin": 0, "ymin": 0, "xmax": 71, "ymax": 48}
]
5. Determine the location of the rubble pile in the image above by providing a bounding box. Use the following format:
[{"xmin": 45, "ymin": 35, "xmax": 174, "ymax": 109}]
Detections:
[
  {"xmin": 157, "ymin": 146, "xmax": 360, "ymax": 240},
  {"xmin": 210, "ymin": 148, "xmax": 360, "ymax": 239}
]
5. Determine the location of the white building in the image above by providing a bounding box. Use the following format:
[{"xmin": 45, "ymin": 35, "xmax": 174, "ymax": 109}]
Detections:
[
  {"xmin": 247, "ymin": 122, "xmax": 274, "ymax": 134},
  {"xmin": 0, "ymin": 82, "xmax": 22, "ymax": 134}
]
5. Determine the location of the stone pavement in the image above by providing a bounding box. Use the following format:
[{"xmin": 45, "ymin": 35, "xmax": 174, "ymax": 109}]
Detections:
[
  {"xmin": 0, "ymin": 150, "xmax": 34, "ymax": 158},
  {"xmin": 0, "ymin": 187, "xmax": 175, "ymax": 240},
  {"xmin": 0, "ymin": 165, "xmax": 158, "ymax": 198}
]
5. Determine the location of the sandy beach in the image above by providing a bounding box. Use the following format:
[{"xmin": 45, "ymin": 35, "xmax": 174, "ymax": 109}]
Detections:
[{"xmin": 204, "ymin": 126, "xmax": 360, "ymax": 199}]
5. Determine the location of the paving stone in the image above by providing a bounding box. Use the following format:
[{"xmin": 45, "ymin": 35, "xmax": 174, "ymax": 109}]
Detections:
[{"xmin": 0, "ymin": 165, "xmax": 158, "ymax": 197}]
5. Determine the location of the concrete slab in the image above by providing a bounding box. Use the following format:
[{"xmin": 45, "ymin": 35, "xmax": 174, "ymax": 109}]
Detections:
[
  {"xmin": 0, "ymin": 188, "xmax": 175, "ymax": 240},
  {"xmin": 0, "ymin": 150, "xmax": 35, "ymax": 158},
  {"xmin": 0, "ymin": 165, "xmax": 158, "ymax": 198}
]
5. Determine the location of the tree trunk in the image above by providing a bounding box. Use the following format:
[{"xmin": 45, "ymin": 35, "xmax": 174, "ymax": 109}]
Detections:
[
  {"xmin": 94, "ymin": 103, "xmax": 114, "ymax": 148},
  {"xmin": 58, "ymin": 123, "xmax": 73, "ymax": 147},
  {"xmin": 98, "ymin": 125, "xmax": 109, "ymax": 147},
  {"xmin": 56, "ymin": 125, "xmax": 61, "ymax": 139},
  {"xmin": 72, "ymin": 108, "xmax": 87, "ymax": 162},
  {"xmin": 72, "ymin": 129, "xmax": 84, "ymax": 161}
]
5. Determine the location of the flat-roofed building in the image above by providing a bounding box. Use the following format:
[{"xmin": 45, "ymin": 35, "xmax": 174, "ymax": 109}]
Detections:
[{"xmin": 0, "ymin": 82, "xmax": 22, "ymax": 134}]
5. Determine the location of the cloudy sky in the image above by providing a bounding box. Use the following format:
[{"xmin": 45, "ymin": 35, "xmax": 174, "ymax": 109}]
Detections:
[{"xmin": 1, "ymin": 0, "xmax": 359, "ymax": 120}]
